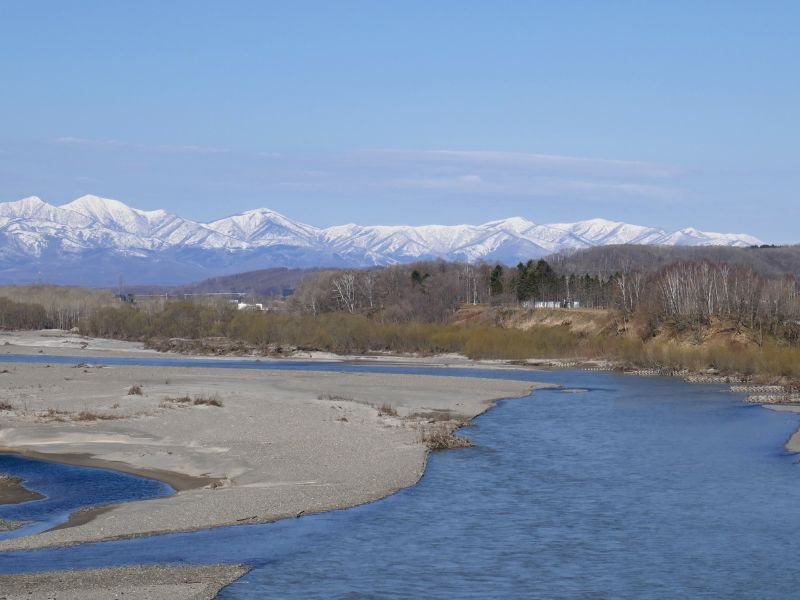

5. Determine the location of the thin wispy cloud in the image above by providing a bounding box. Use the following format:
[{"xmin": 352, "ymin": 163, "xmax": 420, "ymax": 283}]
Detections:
[
  {"xmin": 51, "ymin": 136, "xmax": 123, "ymax": 148},
  {"xmin": 557, "ymin": 180, "xmax": 678, "ymax": 199},
  {"xmin": 49, "ymin": 137, "xmax": 229, "ymax": 155},
  {"xmin": 30, "ymin": 137, "xmax": 682, "ymax": 207},
  {"xmin": 361, "ymin": 149, "xmax": 679, "ymax": 179},
  {"xmin": 154, "ymin": 144, "xmax": 230, "ymax": 155},
  {"xmin": 384, "ymin": 174, "xmax": 484, "ymax": 191},
  {"xmin": 348, "ymin": 149, "xmax": 678, "ymax": 200}
]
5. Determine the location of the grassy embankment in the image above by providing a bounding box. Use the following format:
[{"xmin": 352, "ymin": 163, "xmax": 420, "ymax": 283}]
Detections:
[{"xmin": 77, "ymin": 303, "xmax": 800, "ymax": 382}]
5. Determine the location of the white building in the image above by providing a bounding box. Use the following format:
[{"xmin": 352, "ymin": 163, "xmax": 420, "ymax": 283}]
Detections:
[
  {"xmin": 237, "ymin": 302, "xmax": 265, "ymax": 311},
  {"xmin": 523, "ymin": 300, "xmax": 581, "ymax": 309}
]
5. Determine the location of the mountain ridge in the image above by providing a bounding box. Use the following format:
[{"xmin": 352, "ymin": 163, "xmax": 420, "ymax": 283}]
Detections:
[{"xmin": 0, "ymin": 194, "xmax": 764, "ymax": 285}]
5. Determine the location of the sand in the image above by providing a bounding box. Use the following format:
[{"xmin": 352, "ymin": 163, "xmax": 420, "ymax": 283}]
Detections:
[
  {"xmin": 0, "ymin": 564, "xmax": 249, "ymax": 599},
  {"xmin": 0, "ymin": 329, "xmax": 158, "ymax": 357},
  {"xmin": 0, "ymin": 474, "xmax": 44, "ymax": 504},
  {"xmin": 0, "ymin": 333, "xmax": 546, "ymax": 553}
]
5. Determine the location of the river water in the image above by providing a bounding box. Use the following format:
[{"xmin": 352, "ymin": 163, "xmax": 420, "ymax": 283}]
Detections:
[
  {"xmin": 1, "ymin": 358, "xmax": 800, "ymax": 598},
  {"xmin": 0, "ymin": 454, "xmax": 171, "ymax": 540}
]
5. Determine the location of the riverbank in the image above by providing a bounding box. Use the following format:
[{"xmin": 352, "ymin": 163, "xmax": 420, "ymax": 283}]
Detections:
[
  {"xmin": 0, "ymin": 563, "xmax": 249, "ymax": 599},
  {"xmin": 4, "ymin": 360, "xmax": 797, "ymax": 598},
  {"xmin": 0, "ymin": 334, "xmax": 543, "ymax": 554},
  {"xmin": 6, "ymin": 330, "xmax": 800, "ymax": 596}
]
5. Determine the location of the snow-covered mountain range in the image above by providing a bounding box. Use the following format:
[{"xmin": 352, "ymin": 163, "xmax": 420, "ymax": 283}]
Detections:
[{"xmin": 0, "ymin": 195, "xmax": 764, "ymax": 285}]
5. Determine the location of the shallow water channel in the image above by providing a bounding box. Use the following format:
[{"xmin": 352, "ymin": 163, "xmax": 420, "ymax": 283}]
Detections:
[
  {"xmin": 2, "ymin": 358, "xmax": 800, "ymax": 598},
  {"xmin": 0, "ymin": 454, "xmax": 171, "ymax": 540}
]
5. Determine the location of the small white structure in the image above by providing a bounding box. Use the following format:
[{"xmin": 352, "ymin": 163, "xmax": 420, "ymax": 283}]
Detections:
[
  {"xmin": 237, "ymin": 302, "xmax": 265, "ymax": 311},
  {"xmin": 524, "ymin": 300, "xmax": 581, "ymax": 309}
]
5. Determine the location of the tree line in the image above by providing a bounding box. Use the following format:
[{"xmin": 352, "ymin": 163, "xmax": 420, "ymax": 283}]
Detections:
[
  {"xmin": 289, "ymin": 259, "xmax": 615, "ymax": 322},
  {"xmin": 2, "ymin": 256, "xmax": 800, "ymax": 378},
  {"xmin": 0, "ymin": 285, "xmax": 116, "ymax": 330},
  {"xmin": 622, "ymin": 261, "xmax": 800, "ymax": 343},
  {"xmin": 0, "ymin": 297, "xmax": 48, "ymax": 330}
]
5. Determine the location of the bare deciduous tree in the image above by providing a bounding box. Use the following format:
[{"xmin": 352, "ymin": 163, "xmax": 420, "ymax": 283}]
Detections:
[{"xmin": 332, "ymin": 272, "xmax": 357, "ymax": 313}]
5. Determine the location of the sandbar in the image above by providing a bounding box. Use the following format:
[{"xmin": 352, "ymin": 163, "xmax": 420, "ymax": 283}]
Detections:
[
  {"xmin": 0, "ymin": 474, "xmax": 43, "ymax": 505},
  {"xmin": 0, "ymin": 334, "xmax": 548, "ymax": 553},
  {"xmin": 0, "ymin": 564, "xmax": 249, "ymax": 600}
]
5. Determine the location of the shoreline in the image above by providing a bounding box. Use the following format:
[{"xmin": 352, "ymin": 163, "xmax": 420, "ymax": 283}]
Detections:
[
  {"xmin": 0, "ymin": 451, "xmax": 219, "ymax": 534},
  {"xmin": 0, "ymin": 474, "xmax": 44, "ymax": 505},
  {"xmin": 3, "ymin": 328, "xmax": 796, "ymax": 446},
  {"xmin": 0, "ymin": 564, "xmax": 250, "ymax": 599},
  {"xmin": 0, "ymin": 449, "xmax": 219, "ymax": 493},
  {"xmin": 0, "ymin": 337, "xmax": 544, "ymax": 552},
  {"xmin": 0, "ymin": 387, "xmax": 518, "ymax": 534},
  {"xmin": 0, "ymin": 381, "xmax": 544, "ymax": 546},
  {"xmin": 0, "ymin": 338, "xmax": 547, "ymax": 596},
  {"xmin": 0, "ymin": 330, "xmax": 797, "ymax": 598}
]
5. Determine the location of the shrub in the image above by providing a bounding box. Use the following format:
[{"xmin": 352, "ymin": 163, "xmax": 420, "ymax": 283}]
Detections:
[
  {"xmin": 192, "ymin": 393, "xmax": 223, "ymax": 407},
  {"xmin": 73, "ymin": 411, "xmax": 119, "ymax": 421},
  {"xmin": 419, "ymin": 424, "xmax": 473, "ymax": 450},
  {"xmin": 378, "ymin": 403, "xmax": 398, "ymax": 416},
  {"xmin": 162, "ymin": 394, "xmax": 222, "ymax": 407},
  {"xmin": 317, "ymin": 393, "xmax": 353, "ymax": 401},
  {"xmin": 163, "ymin": 395, "xmax": 193, "ymax": 404}
]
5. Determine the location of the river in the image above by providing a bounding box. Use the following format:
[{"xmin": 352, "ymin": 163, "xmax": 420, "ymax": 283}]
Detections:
[{"xmin": 1, "ymin": 359, "xmax": 799, "ymax": 598}]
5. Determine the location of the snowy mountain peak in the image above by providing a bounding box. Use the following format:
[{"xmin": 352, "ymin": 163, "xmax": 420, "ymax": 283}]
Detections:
[
  {"xmin": 62, "ymin": 194, "xmax": 121, "ymax": 211},
  {"xmin": 0, "ymin": 194, "xmax": 767, "ymax": 284},
  {"xmin": 12, "ymin": 195, "xmax": 46, "ymax": 208},
  {"xmin": 661, "ymin": 227, "xmax": 761, "ymax": 247},
  {"xmin": 58, "ymin": 195, "xmax": 195, "ymax": 241},
  {"xmin": 572, "ymin": 217, "xmax": 625, "ymax": 229},
  {"xmin": 0, "ymin": 196, "xmax": 49, "ymax": 218},
  {"xmin": 0, "ymin": 195, "xmax": 95, "ymax": 229},
  {"xmin": 62, "ymin": 194, "xmax": 140, "ymax": 222},
  {"xmin": 481, "ymin": 216, "xmax": 537, "ymax": 232},
  {"xmin": 207, "ymin": 207, "xmax": 320, "ymax": 245}
]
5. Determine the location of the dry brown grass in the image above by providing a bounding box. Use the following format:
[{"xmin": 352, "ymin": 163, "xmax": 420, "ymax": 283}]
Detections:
[
  {"xmin": 164, "ymin": 395, "xmax": 193, "ymax": 404},
  {"xmin": 78, "ymin": 295, "xmax": 800, "ymax": 381},
  {"xmin": 498, "ymin": 306, "xmax": 614, "ymax": 336},
  {"xmin": 38, "ymin": 408, "xmax": 120, "ymax": 422},
  {"xmin": 73, "ymin": 411, "xmax": 120, "ymax": 422},
  {"xmin": 410, "ymin": 409, "xmax": 452, "ymax": 422},
  {"xmin": 192, "ymin": 394, "xmax": 223, "ymax": 407},
  {"xmin": 42, "ymin": 408, "xmax": 70, "ymax": 422},
  {"xmin": 378, "ymin": 403, "xmax": 398, "ymax": 417},
  {"xmin": 162, "ymin": 393, "xmax": 223, "ymax": 407},
  {"xmin": 317, "ymin": 393, "xmax": 353, "ymax": 402},
  {"xmin": 419, "ymin": 424, "xmax": 473, "ymax": 450}
]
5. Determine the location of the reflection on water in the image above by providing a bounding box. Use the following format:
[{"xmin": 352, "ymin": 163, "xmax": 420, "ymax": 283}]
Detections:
[{"xmin": 1, "ymin": 360, "xmax": 800, "ymax": 598}]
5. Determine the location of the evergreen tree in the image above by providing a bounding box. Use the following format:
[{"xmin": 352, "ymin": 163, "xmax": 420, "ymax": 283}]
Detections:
[{"xmin": 490, "ymin": 264, "xmax": 504, "ymax": 296}]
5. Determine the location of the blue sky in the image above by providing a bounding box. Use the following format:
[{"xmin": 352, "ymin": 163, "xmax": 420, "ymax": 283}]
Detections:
[{"xmin": 1, "ymin": 1, "xmax": 797, "ymax": 241}]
